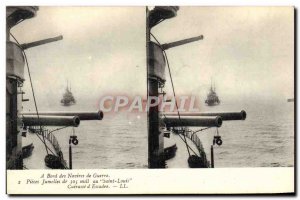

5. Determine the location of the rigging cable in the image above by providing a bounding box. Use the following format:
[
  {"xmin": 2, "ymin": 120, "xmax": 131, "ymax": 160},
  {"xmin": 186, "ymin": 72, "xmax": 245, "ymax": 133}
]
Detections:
[
  {"xmin": 150, "ymin": 32, "xmax": 192, "ymax": 156},
  {"xmin": 48, "ymin": 126, "xmax": 69, "ymax": 135},
  {"xmin": 146, "ymin": 8, "xmax": 150, "ymax": 152},
  {"xmin": 162, "ymin": 114, "xmax": 198, "ymax": 156},
  {"xmin": 190, "ymin": 127, "xmax": 211, "ymax": 138},
  {"xmin": 10, "ymin": 33, "xmax": 51, "ymax": 155}
]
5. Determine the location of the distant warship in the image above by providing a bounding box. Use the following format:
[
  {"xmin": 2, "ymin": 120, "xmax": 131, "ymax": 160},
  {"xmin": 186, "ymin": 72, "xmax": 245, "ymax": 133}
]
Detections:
[
  {"xmin": 205, "ymin": 81, "xmax": 220, "ymax": 106},
  {"xmin": 61, "ymin": 82, "xmax": 76, "ymax": 106}
]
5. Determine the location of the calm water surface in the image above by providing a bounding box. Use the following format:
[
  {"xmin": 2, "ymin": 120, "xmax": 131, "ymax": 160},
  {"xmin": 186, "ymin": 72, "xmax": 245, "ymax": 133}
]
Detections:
[{"xmin": 23, "ymin": 99, "xmax": 294, "ymax": 168}]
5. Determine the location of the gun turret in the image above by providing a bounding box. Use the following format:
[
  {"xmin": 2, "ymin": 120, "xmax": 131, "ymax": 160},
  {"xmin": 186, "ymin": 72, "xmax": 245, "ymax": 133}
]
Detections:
[
  {"xmin": 21, "ymin": 110, "xmax": 103, "ymax": 120},
  {"xmin": 163, "ymin": 110, "xmax": 247, "ymax": 121},
  {"xmin": 22, "ymin": 115, "xmax": 80, "ymax": 127},
  {"xmin": 20, "ymin": 35, "xmax": 63, "ymax": 50},
  {"xmin": 163, "ymin": 116, "xmax": 222, "ymax": 127}
]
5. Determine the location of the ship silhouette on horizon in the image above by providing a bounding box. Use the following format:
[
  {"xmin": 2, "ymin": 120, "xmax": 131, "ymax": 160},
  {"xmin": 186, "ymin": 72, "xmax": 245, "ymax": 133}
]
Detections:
[
  {"xmin": 61, "ymin": 81, "xmax": 76, "ymax": 106},
  {"xmin": 205, "ymin": 80, "xmax": 220, "ymax": 106}
]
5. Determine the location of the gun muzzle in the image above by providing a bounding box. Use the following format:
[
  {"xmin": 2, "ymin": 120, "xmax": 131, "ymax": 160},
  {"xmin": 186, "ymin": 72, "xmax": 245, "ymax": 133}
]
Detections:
[
  {"xmin": 22, "ymin": 115, "xmax": 80, "ymax": 127},
  {"xmin": 163, "ymin": 116, "xmax": 222, "ymax": 127},
  {"xmin": 163, "ymin": 110, "xmax": 246, "ymax": 121},
  {"xmin": 21, "ymin": 110, "xmax": 103, "ymax": 120}
]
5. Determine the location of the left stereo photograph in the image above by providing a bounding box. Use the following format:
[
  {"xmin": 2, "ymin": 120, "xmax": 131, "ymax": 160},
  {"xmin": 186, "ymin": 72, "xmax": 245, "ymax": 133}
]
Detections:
[{"xmin": 6, "ymin": 6, "xmax": 147, "ymax": 170}]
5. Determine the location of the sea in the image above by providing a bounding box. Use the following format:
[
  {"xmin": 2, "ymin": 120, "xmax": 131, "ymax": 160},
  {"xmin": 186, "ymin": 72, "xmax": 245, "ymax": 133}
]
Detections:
[{"xmin": 23, "ymin": 99, "xmax": 294, "ymax": 169}]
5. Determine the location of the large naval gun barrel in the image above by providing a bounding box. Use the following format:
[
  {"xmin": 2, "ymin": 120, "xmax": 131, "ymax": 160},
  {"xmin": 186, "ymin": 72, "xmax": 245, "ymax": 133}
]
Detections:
[
  {"xmin": 163, "ymin": 116, "xmax": 222, "ymax": 127},
  {"xmin": 20, "ymin": 35, "xmax": 63, "ymax": 50},
  {"xmin": 161, "ymin": 35, "xmax": 204, "ymax": 50},
  {"xmin": 163, "ymin": 110, "xmax": 246, "ymax": 121},
  {"xmin": 21, "ymin": 110, "xmax": 103, "ymax": 120},
  {"xmin": 22, "ymin": 115, "xmax": 80, "ymax": 127}
]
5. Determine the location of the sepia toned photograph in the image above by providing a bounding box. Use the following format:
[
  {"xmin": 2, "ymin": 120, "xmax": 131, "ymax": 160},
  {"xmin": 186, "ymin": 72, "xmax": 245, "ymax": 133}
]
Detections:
[{"xmin": 5, "ymin": 5, "xmax": 294, "ymax": 194}]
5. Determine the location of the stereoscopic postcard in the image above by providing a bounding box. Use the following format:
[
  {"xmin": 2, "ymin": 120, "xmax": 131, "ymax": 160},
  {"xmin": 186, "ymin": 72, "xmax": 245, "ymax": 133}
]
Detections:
[{"xmin": 5, "ymin": 6, "xmax": 294, "ymax": 194}]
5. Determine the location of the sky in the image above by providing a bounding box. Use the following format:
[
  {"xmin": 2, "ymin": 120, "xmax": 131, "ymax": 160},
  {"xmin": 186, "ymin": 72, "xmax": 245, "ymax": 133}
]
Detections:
[
  {"xmin": 11, "ymin": 7, "xmax": 146, "ymax": 109},
  {"xmin": 151, "ymin": 7, "xmax": 294, "ymax": 103},
  {"xmin": 11, "ymin": 6, "xmax": 294, "ymax": 110}
]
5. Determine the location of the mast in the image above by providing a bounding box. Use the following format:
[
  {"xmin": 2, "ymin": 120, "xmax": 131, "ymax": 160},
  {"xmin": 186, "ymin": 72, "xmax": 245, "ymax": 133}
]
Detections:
[
  {"xmin": 147, "ymin": 6, "xmax": 203, "ymax": 168},
  {"xmin": 214, "ymin": 81, "xmax": 216, "ymax": 92},
  {"xmin": 147, "ymin": 6, "xmax": 179, "ymax": 168},
  {"xmin": 6, "ymin": 6, "xmax": 63, "ymax": 169},
  {"xmin": 6, "ymin": 7, "xmax": 38, "ymax": 169}
]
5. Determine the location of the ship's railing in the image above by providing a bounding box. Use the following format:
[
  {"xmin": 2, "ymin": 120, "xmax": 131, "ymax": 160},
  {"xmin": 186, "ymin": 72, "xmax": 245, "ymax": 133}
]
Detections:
[
  {"xmin": 182, "ymin": 129, "xmax": 210, "ymax": 167},
  {"xmin": 173, "ymin": 127, "xmax": 206, "ymax": 156},
  {"xmin": 184, "ymin": 130, "xmax": 204, "ymax": 153},
  {"xmin": 28, "ymin": 126, "xmax": 68, "ymax": 169}
]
